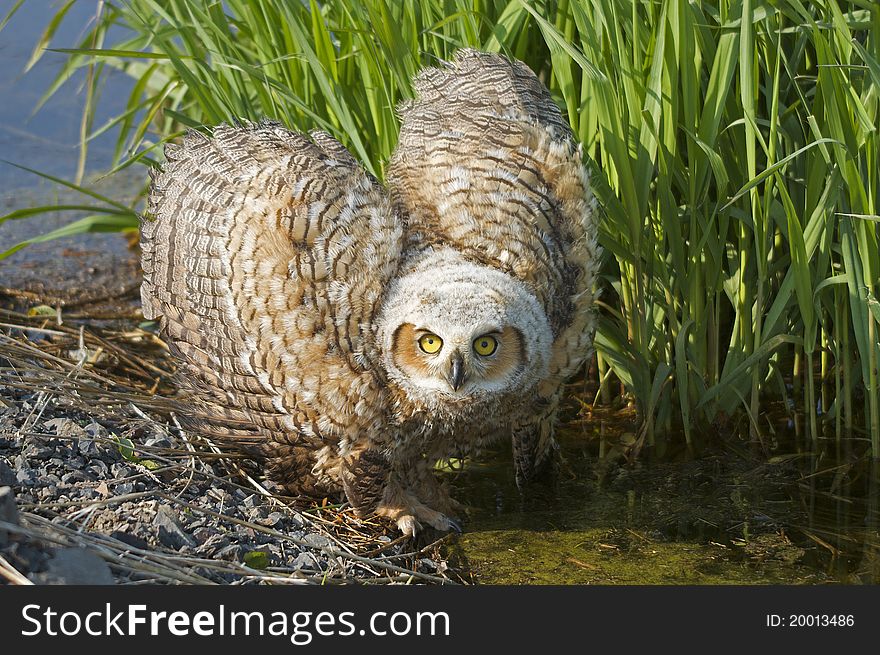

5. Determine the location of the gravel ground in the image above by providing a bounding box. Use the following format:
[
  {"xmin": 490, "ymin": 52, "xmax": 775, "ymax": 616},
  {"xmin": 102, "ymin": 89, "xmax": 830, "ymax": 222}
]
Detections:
[{"xmin": 0, "ymin": 308, "xmax": 459, "ymax": 585}]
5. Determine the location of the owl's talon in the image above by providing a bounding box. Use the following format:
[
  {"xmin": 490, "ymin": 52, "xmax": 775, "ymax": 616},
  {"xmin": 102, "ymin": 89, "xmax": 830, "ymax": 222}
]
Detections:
[{"xmin": 396, "ymin": 515, "xmax": 420, "ymax": 537}]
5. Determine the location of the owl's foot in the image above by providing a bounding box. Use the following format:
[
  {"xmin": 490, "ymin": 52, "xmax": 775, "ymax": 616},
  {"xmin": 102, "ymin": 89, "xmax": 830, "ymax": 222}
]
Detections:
[{"xmin": 376, "ymin": 497, "xmax": 462, "ymax": 537}]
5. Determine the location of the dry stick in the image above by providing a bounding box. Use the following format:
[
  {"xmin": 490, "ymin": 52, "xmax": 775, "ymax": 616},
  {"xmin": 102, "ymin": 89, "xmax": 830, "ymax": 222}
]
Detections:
[
  {"xmin": 0, "ymin": 322, "xmax": 67, "ymax": 336},
  {"xmin": 0, "ymin": 554, "xmax": 34, "ymax": 585}
]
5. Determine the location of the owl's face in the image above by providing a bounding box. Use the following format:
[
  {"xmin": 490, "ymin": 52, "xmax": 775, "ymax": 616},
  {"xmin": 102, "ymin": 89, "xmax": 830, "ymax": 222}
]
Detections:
[
  {"xmin": 377, "ymin": 252, "xmax": 553, "ymax": 407},
  {"xmin": 390, "ymin": 321, "xmax": 525, "ymax": 396}
]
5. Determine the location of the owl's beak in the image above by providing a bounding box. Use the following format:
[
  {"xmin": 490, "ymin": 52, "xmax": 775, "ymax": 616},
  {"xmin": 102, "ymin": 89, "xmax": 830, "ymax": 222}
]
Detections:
[{"xmin": 449, "ymin": 351, "xmax": 466, "ymax": 391}]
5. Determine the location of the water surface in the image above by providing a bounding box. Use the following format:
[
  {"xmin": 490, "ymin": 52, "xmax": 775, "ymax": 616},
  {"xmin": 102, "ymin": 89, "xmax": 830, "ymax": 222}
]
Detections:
[{"xmin": 451, "ymin": 412, "xmax": 879, "ymax": 584}]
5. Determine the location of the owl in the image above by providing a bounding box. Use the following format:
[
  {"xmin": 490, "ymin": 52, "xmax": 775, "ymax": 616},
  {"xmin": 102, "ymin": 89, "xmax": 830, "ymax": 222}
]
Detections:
[{"xmin": 140, "ymin": 49, "xmax": 599, "ymax": 535}]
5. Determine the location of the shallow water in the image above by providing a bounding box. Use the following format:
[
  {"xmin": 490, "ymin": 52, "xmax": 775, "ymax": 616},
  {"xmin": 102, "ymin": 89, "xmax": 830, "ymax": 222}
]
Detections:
[{"xmin": 450, "ymin": 416, "xmax": 880, "ymax": 584}]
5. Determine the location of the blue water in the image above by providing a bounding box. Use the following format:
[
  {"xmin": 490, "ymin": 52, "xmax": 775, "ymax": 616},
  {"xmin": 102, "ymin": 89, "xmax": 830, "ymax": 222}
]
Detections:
[
  {"xmin": 0, "ymin": 0, "xmax": 133, "ymax": 188},
  {"xmin": 0, "ymin": 1, "xmax": 138, "ymax": 294}
]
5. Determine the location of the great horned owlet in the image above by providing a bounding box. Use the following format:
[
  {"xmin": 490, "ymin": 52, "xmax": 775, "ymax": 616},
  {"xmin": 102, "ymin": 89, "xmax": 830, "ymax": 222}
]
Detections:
[{"xmin": 140, "ymin": 49, "xmax": 600, "ymax": 535}]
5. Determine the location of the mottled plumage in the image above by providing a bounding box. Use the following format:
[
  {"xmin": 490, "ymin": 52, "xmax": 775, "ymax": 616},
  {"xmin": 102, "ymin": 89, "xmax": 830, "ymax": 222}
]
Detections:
[{"xmin": 140, "ymin": 49, "xmax": 600, "ymax": 535}]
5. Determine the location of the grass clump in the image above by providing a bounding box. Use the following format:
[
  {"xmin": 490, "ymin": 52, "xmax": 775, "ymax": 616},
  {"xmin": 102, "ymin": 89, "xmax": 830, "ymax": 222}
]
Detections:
[{"xmin": 3, "ymin": 0, "xmax": 880, "ymax": 456}]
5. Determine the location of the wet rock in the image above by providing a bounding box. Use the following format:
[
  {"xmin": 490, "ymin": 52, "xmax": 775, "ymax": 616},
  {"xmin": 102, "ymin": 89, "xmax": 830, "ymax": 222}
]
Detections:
[
  {"xmin": 36, "ymin": 547, "xmax": 115, "ymax": 585},
  {"xmin": 152, "ymin": 505, "xmax": 196, "ymax": 549},
  {"xmin": 0, "ymin": 486, "xmax": 21, "ymax": 546}
]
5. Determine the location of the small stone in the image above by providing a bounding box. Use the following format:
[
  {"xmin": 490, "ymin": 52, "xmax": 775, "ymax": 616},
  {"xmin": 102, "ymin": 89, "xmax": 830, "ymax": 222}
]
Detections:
[
  {"xmin": 61, "ymin": 470, "xmax": 94, "ymax": 484},
  {"xmin": 87, "ymin": 460, "xmax": 109, "ymax": 476},
  {"xmin": 152, "ymin": 505, "xmax": 196, "ymax": 550},
  {"xmin": 111, "ymin": 464, "xmax": 133, "ymax": 478},
  {"xmin": 78, "ymin": 438, "xmax": 102, "ymax": 457},
  {"xmin": 15, "ymin": 467, "xmax": 35, "ymax": 486},
  {"xmin": 43, "ymin": 418, "xmax": 86, "ymax": 440},
  {"xmin": 291, "ymin": 551, "xmax": 323, "ymax": 571},
  {"xmin": 0, "ymin": 486, "xmax": 21, "ymax": 546},
  {"xmin": 109, "ymin": 531, "xmax": 149, "ymax": 550},
  {"xmin": 301, "ymin": 533, "xmax": 331, "ymax": 549},
  {"xmin": 36, "ymin": 547, "xmax": 115, "ymax": 585},
  {"xmin": 84, "ymin": 422, "xmax": 108, "ymax": 439},
  {"xmin": 0, "ymin": 459, "xmax": 15, "ymax": 486}
]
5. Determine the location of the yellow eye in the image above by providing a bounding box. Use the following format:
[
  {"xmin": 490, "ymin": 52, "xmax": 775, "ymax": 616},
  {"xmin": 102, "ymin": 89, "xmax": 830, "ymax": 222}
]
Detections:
[
  {"xmin": 473, "ymin": 335, "xmax": 498, "ymax": 356},
  {"xmin": 418, "ymin": 333, "xmax": 443, "ymax": 354}
]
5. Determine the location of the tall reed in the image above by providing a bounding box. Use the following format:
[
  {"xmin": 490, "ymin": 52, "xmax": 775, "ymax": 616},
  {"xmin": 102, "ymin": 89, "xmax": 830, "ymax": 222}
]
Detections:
[{"xmin": 3, "ymin": 0, "xmax": 878, "ymax": 456}]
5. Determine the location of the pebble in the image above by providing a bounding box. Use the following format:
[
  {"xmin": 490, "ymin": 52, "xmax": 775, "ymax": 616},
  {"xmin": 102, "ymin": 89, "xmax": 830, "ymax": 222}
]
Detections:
[
  {"xmin": 44, "ymin": 418, "xmax": 86, "ymax": 440},
  {"xmin": 77, "ymin": 437, "xmax": 102, "ymax": 458},
  {"xmin": 0, "ymin": 459, "xmax": 15, "ymax": 486},
  {"xmin": 15, "ymin": 467, "xmax": 35, "ymax": 486},
  {"xmin": 292, "ymin": 551, "xmax": 324, "ymax": 571},
  {"xmin": 0, "ymin": 486, "xmax": 21, "ymax": 546},
  {"xmin": 109, "ymin": 530, "xmax": 150, "ymax": 550},
  {"xmin": 35, "ymin": 547, "xmax": 115, "ymax": 585},
  {"xmin": 152, "ymin": 505, "xmax": 197, "ymax": 549},
  {"xmin": 302, "ymin": 533, "xmax": 331, "ymax": 549},
  {"xmin": 84, "ymin": 422, "xmax": 108, "ymax": 439},
  {"xmin": 0, "ymin": 382, "xmax": 446, "ymax": 584}
]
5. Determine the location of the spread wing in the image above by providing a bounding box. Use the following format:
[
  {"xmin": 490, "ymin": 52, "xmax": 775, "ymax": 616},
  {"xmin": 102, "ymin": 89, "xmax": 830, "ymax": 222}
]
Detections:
[
  {"xmin": 140, "ymin": 122, "xmax": 402, "ymax": 454},
  {"xmin": 387, "ymin": 49, "xmax": 600, "ymax": 394}
]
